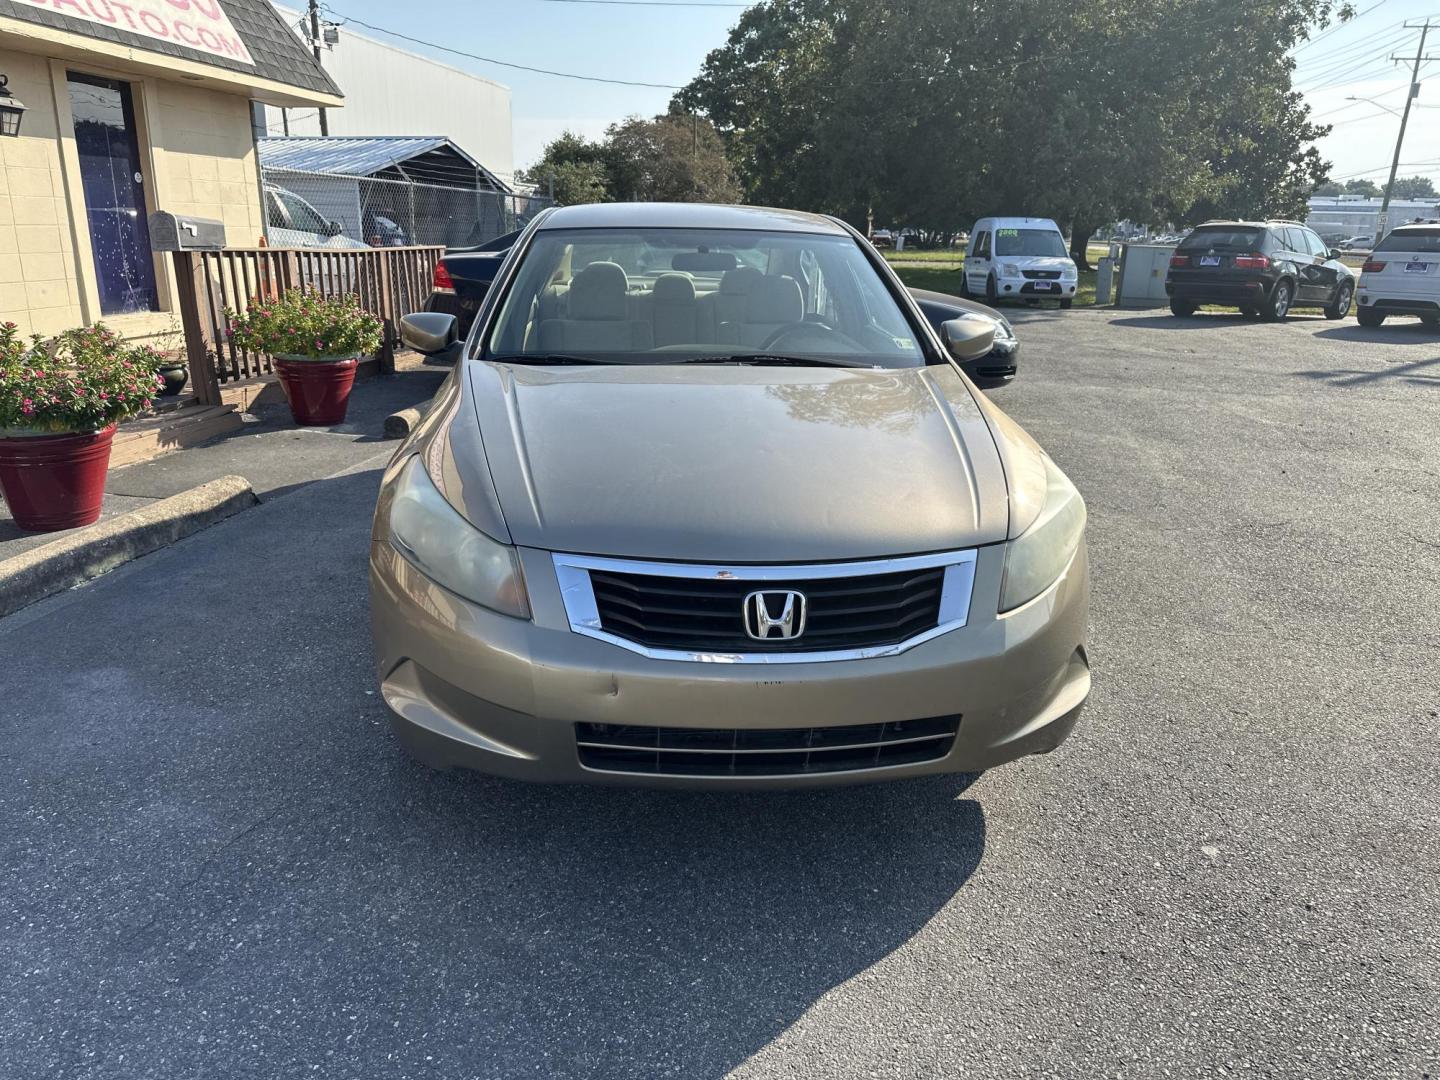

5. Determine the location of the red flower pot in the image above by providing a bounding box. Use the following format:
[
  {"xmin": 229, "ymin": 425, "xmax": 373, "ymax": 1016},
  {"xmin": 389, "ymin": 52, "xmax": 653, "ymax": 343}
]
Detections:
[
  {"xmin": 273, "ymin": 355, "xmax": 360, "ymax": 426},
  {"xmin": 0, "ymin": 424, "xmax": 116, "ymax": 532}
]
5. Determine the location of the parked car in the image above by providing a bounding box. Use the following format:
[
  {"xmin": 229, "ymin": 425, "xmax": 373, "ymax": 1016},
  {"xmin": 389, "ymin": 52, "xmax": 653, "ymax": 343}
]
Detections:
[
  {"xmin": 909, "ymin": 287, "xmax": 1019, "ymax": 385},
  {"xmin": 380, "ymin": 202, "xmax": 1090, "ymax": 787},
  {"xmin": 263, "ymin": 184, "xmax": 368, "ymax": 250},
  {"xmin": 363, "ymin": 212, "xmax": 410, "ymax": 247},
  {"xmin": 426, "ymin": 229, "xmax": 523, "ymax": 333},
  {"xmin": 1355, "ymin": 223, "xmax": 1440, "ymax": 327},
  {"xmin": 1164, "ymin": 220, "xmax": 1355, "ymax": 320},
  {"xmin": 868, "ymin": 228, "xmax": 894, "ymax": 248},
  {"xmin": 960, "ymin": 217, "xmax": 1079, "ymax": 307},
  {"xmin": 1338, "ymin": 235, "xmax": 1374, "ymax": 252}
]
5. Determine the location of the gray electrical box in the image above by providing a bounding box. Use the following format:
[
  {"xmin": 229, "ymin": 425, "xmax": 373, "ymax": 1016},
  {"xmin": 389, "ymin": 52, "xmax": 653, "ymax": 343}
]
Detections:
[{"xmin": 148, "ymin": 212, "xmax": 226, "ymax": 252}]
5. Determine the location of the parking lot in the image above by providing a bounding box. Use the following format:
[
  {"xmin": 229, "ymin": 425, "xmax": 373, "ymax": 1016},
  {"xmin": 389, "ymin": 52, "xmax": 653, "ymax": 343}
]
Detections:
[{"xmin": 1, "ymin": 309, "xmax": 1436, "ymax": 1078}]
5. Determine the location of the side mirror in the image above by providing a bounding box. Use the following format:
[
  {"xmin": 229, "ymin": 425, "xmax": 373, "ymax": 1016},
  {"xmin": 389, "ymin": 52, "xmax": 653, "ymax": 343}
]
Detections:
[
  {"xmin": 324, "ymin": 219, "xmax": 343, "ymax": 238},
  {"xmin": 941, "ymin": 318, "xmax": 996, "ymax": 363},
  {"xmin": 1328, "ymin": 248, "xmax": 1343, "ymax": 260},
  {"xmin": 400, "ymin": 312, "xmax": 459, "ymax": 356}
]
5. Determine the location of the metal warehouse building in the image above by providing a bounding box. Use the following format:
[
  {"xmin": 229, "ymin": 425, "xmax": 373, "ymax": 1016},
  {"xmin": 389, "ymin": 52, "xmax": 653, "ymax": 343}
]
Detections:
[{"xmin": 259, "ymin": 5, "xmax": 514, "ymax": 189}]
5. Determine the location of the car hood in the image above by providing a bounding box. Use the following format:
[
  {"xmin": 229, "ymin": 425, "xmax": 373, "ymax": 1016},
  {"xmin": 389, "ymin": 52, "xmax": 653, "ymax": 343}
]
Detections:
[
  {"xmin": 1004, "ymin": 256, "xmax": 1073, "ymax": 271},
  {"xmin": 466, "ymin": 362, "xmax": 1009, "ymax": 562}
]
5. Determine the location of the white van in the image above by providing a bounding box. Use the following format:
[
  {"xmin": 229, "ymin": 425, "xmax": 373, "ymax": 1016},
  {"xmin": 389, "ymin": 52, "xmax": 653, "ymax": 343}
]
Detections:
[{"xmin": 962, "ymin": 217, "xmax": 1078, "ymax": 307}]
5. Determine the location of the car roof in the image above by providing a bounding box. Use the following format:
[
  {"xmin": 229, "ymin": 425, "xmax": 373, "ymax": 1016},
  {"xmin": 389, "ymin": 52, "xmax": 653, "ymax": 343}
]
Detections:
[
  {"xmin": 536, "ymin": 202, "xmax": 850, "ymax": 235},
  {"xmin": 978, "ymin": 216, "xmax": 1060, "ymax": 228}
]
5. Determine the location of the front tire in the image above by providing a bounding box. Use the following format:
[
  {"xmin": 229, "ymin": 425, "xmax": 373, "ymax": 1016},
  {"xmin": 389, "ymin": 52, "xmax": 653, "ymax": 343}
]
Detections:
[
  {"xmin": 958, "ymin": 269, "xmax": 972, "ymax": 298},
  {"xmin": 1357, "ymin": 306, "xmax": 1385, "ymax": 328},
  {"xmin": 1169, "ymin": 300, "xmax": 1196, "ymax": 317},
  {"xmin": 1324, "ymin": 281, "xmax": 1354, "ymax": 320},
  {"xmin": 985, "ymin": 273, "xmax": 998, "ymax": 304},
  {"xmin": 1059, "ymin": 297, "xmax": 1073, "ymax": 310},
  {"xmin": 1262, "ymin": 279, "xmax": 1293, "ymax": 322},
  {"xmin": 1239, "ymin": 304, "xmax": 1260, "ymax": 318}
]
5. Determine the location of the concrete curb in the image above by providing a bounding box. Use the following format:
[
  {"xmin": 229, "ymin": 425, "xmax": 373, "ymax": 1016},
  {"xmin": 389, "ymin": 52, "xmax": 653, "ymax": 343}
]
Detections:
[{"xmin": 0, "ymin": 475, "xmax": 257, "ymax": 619}]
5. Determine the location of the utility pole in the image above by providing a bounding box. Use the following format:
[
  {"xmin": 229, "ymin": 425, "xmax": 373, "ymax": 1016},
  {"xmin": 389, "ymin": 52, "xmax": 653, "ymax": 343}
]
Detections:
[
  {"xmin": 309, "ymin": 0, "xmax": 329, "ymax": 136},
  {"xmin": 1377, "ymin": 19, "xmax": 1434, "ymax": 242}
]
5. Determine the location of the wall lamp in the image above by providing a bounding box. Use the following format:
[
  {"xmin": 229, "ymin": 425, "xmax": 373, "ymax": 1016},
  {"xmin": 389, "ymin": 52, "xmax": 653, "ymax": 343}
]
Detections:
[{"xmin": 0, "ymin": 75, "xmax": 27, "ymax": 138}]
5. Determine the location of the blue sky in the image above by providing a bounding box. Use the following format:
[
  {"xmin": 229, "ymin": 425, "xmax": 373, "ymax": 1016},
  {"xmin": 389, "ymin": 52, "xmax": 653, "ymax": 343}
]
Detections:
[{"xmin": 316, "ymin": 0, "xmax": 1440, "ymax": 185}]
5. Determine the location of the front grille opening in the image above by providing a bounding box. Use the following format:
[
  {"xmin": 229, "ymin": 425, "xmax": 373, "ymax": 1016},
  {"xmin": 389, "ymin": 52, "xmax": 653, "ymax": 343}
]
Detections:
[
  {"xmin": 589, "ymin": 566, "xmax": 946, "ymax": 653},
  {"xmin": 575, "ymin": 717, "xmax": 960, "ymax": 777}
]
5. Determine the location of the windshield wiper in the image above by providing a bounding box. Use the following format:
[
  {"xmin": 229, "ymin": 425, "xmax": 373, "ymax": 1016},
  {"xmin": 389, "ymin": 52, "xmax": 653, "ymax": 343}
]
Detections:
[
  {"xmin": 662, "ymin": 354, "xmax": 867, "ymax": 368},
  {"xmin": 486, "ymin": 354, "xmax": 629, "ymax": 365}
]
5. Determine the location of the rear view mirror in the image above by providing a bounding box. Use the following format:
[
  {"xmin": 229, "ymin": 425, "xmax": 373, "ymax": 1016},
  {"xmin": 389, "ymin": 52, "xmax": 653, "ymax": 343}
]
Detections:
[
  {"xmin": 941, "ymin": 318, "xmax": 996, "ymax": 363},
  {"xmin": 401, "ymin": 312, "xmax": 459, "ymax": 356}
]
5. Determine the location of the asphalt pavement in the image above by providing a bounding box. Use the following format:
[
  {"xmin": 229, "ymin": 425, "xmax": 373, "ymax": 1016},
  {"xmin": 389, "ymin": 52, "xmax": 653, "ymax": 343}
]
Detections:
[{"xmin": 1, "ymin": 309, "xmax": 1436, "ymax": 1078}]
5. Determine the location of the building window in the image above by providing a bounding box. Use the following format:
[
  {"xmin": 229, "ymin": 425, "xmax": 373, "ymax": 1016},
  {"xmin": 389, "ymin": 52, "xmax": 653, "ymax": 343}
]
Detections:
[{"xmin": 68, "ymin": 73, "xmax": 159, "ymax": 316}]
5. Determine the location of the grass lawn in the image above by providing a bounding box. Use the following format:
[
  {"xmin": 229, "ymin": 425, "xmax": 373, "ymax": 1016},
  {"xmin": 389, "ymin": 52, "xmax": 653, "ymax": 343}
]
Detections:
[{"xmin": 885, "ymin": 248, "xmax": 1106, "ymax": 308}]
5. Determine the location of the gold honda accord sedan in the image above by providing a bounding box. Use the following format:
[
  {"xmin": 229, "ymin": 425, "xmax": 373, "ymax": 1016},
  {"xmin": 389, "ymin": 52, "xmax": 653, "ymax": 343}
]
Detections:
[{"xmin": 370, "ymin": 203, "xmax": 1089, "ymax": 787}]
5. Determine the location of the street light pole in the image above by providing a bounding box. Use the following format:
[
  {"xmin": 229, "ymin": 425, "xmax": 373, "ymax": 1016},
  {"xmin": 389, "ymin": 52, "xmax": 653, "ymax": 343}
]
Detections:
[{"xmin": 1377, "ymin": 19, "xmax": 1433, "ymax": 241}]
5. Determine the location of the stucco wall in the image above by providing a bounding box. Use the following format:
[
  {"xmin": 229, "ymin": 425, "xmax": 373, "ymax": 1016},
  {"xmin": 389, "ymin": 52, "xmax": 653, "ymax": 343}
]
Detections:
[
  {"xmin": 0, "ymin": 49, "xmax": 84, "ymax": 337},
  {"xmin": 0, "ymin": 46, "xmax": 265, "ymax": 342}
]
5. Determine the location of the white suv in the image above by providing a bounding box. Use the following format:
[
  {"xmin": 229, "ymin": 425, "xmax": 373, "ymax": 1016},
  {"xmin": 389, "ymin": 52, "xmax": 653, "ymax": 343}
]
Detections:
[
  {"xmin": 962, "ymin": 217, "xmax": 1079, "ymax": 307},
  {"xmin": 1357, "ymin": 224, "xmax": 1440, "ymax": 328}
]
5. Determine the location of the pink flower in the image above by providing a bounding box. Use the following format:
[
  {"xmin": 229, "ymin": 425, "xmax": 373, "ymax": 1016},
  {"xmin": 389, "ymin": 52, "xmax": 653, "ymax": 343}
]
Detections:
[{"xmin": 99, "ymin": 392, "xmax": 109, "ymax": 401}]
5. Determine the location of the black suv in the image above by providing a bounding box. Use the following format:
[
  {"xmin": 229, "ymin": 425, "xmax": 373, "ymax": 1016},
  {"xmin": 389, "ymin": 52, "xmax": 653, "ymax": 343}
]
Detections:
[{"xmin": 1164, "ymin": 220, "xmax": 1356, "ymax": 321}]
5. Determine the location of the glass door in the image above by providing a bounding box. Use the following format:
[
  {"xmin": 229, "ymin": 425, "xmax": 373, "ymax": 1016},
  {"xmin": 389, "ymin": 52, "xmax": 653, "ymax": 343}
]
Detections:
[{"xmin": 68, "ymin": 73, "xmax": 159, "ymax": 315}]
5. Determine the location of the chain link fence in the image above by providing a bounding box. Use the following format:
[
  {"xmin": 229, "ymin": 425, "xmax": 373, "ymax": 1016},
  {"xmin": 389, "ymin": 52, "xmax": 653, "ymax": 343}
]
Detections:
[{"xmin": 260, "ymin": 167, "xmax": 551, "ymax": 251}]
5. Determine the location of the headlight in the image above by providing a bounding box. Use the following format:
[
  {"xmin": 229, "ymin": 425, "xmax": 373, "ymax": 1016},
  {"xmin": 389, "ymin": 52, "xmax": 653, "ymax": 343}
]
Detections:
[
  {"xmin": 1062, "ymin": 264, "xmax": 1078, "ymax": 280},
  {"xmin": 387, "ymin": 456, "xmax": 530, "ymax": 618},
  {"xmin": 1000, "ymin": 456, "xmax": 1086, "ymax": 612},
  {"xmin": 1002, "ymin": 263, "xmax": 1020, "ymax": 276}
]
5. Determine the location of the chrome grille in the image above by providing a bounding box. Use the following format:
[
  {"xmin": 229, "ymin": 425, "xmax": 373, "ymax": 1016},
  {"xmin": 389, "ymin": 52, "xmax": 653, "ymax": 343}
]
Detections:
[{"xmin": 552, "ymin": 550, "xmax": 978, "ymax": 663}]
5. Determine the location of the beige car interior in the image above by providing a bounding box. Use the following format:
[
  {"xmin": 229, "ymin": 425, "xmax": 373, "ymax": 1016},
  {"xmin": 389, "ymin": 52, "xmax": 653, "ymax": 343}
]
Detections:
[{"xmin": 525, "ymin": 260, "xmax": 811, "ymax": 353}]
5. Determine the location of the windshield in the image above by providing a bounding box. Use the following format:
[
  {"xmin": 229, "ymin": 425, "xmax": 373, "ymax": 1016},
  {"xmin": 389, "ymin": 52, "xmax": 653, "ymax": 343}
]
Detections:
[
  {"xmin": 1375, "ymin": 228, "xmax": 1440, "ymax": 254},
  {"xmin": 994, "ymin": 228, "xmax": 1068, "ymax": 257},
  {"xmin": 484, "ymin": 227, "xmax": 925, "ymax": 367},
  {"xmin": 1181, "ymin": 227, "xmax": 1263, "ymax": 251}
]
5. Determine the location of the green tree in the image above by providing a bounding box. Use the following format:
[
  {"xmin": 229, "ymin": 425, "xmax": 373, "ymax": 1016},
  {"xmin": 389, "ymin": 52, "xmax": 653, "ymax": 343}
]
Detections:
[
  {"xmin": 517, "ymin": 131, "xmax": 612, "ymax": 205},
  {"xmin": 1388, "ymin": 175, "xmax": 1438, "ymax": 200},
  {"xmin": 1343, "ymin": 178, "xmax": 1382, "ymax": 198},
  {"xmin": 519, "ymin": 117, "xmax": 742, "ymax": 205},
  {"xmin": 677, "ymin": 0, "xmax": 1349, "ymax": 267},
  {"xmin": 603, "ymin": 113, "xmax": 742, "ymax": 203},
  {"xmin": 1313, "ymin": 180, "xmax": 1343, "ymax": 196}
]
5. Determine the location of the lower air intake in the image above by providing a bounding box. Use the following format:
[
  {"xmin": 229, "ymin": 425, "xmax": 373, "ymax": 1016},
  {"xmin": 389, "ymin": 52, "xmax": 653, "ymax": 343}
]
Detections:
[{"xmin": 575, "ymin": 716, "xmax": 959, "ymax": 777}]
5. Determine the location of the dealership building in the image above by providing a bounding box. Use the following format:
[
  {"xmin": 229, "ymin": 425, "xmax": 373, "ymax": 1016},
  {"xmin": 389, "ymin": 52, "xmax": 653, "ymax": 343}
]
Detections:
[{"xmin": 0, "ymin": 0, "xmax": 340, "ymax": 340}]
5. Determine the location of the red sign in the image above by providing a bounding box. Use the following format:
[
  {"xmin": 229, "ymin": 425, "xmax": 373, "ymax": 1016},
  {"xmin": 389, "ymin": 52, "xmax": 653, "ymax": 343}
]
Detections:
[{"xmin": 16, "ymin": 0, "xmax": 255, "ymax": 66}]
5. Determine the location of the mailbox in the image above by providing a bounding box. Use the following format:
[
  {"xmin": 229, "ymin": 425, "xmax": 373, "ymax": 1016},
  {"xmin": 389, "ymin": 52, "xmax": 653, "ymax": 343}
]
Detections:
[{"xmin": 148, "ymin": 212, "xmax": 226, "ymax": 252}]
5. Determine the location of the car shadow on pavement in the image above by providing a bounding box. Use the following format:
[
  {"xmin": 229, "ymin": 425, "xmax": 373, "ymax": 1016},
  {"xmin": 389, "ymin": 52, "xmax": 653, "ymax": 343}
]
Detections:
[
  {"xmin": 349, "ymin": 764, "xmax": 989, "ymax": 1076},
  {"xmin": 1313, "ymin": 323, "xmax": 1438, "ymax": 345}
]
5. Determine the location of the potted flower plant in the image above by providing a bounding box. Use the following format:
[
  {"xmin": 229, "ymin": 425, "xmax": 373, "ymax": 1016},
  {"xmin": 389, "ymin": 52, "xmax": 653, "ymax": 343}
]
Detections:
[
  {"xmin": 0, "ymin": 322, "xmax": 163, "ymax": 532},
  {"xmin": 227, "ymin": 290, "xmax": 383, "ymax": 426}
]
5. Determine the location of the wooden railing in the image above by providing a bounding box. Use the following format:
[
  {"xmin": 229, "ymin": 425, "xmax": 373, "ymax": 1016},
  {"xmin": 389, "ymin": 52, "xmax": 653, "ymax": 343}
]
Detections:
[{"xmin": 170, "ymin": 245, "xmax": 444, "ymax": 405}]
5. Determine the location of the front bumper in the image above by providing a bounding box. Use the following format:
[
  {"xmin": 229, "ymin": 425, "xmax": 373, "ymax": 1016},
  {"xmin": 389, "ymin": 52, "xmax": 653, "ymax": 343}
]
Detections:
[
  {"xmin": 994, "ymin": 273, "xmax": 1077, "ymax": 300},
  {"xmin": 369, "ymin": 540, "xmax": 1090, "ymax": 788},
  {"xmin": 961, "ymin": 337, "xmax": 1019, "ymax": 382}
]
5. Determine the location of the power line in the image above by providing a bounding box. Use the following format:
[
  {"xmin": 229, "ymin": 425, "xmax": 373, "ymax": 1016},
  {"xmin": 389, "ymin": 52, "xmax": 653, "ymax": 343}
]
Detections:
[
  {"xmin": 1296, "ymin": 0, "xmax": 1393, "ymax": 55},
  {"xmin": 320, "ymin": 5, "xmax": 685, "ymax": 88}
]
